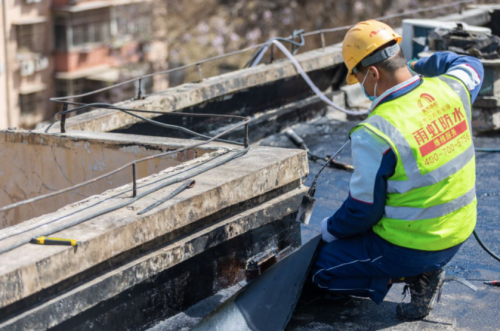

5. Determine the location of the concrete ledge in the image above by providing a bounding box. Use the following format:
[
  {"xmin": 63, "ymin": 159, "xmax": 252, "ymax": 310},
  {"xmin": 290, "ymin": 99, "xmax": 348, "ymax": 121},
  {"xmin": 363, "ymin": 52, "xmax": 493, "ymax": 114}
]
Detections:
[
  {"xmin": 39, "ymin": 45, "xmax": 344, "ymax": 133},
  {"xmin": 0, "ymin": 146, "xmax": 308, "ymax": 310},
  {"xmin": 0, "ymin": 186, "xmax": 307, "ymax": 330}
]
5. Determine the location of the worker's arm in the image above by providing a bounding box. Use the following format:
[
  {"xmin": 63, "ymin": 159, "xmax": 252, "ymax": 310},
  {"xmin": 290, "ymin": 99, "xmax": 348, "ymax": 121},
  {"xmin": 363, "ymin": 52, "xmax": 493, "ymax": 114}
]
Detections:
[
  {"xmin": 411, "ymin": 51, "xmax": 484, "ymax": 103},
  {"xmin": 324, "ymin": 128, "xmax": 396, "ymax": 239}
]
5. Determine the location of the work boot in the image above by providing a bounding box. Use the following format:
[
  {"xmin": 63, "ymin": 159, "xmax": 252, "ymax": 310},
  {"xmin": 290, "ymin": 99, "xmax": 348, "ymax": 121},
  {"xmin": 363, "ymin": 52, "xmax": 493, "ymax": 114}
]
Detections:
[{"xmin": 396, "ymin": 269, "xmax": 445, "ymax": 320}]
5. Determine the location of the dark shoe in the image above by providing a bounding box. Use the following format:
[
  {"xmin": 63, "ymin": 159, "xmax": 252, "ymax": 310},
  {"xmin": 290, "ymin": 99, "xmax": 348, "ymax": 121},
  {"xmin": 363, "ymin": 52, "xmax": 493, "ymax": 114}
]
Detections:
[{"xmin": 396, "ymin": 269, "xmax": 445, "ymax": 320}]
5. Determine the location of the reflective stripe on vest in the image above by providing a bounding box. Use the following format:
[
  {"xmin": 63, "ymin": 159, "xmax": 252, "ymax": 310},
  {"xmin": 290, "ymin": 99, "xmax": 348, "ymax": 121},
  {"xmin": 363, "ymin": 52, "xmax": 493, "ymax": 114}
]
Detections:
[
  {"xmin": 384, "ymin": 187, "xmax": 475, "ymax": 221},
  {"xmin": 351, "ymin": 75, "xmax": 476, "ymax": 251}
]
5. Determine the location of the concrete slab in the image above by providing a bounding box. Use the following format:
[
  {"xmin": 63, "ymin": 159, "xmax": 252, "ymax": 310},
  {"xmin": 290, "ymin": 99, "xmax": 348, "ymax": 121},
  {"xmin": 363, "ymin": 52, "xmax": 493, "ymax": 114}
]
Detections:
[
  {"xmin": 0, "ymin": 145, "xmax": 308, "ymax": 311},
  {"xmin": 0, "ymin": 187, "xmax": 307, "ymax": 330}
]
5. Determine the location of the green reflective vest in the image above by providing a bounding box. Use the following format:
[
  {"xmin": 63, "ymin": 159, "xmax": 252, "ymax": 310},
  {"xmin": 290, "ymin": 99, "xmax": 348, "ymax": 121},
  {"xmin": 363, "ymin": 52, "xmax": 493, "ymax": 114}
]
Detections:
[{"xmin": 351, "ymin": 75, "xmax": 476, "ymax": 251}]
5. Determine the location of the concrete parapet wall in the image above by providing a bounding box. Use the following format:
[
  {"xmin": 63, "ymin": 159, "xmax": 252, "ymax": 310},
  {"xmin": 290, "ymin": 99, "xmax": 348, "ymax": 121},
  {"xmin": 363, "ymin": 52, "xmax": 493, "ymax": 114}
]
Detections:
[
  {"xmin": 0, "ymin": 144, "xmax": 308, "ymax": 313},
  {"xmin": 39, "ymin": 45, "xmax": 344, "ymax": 133}
]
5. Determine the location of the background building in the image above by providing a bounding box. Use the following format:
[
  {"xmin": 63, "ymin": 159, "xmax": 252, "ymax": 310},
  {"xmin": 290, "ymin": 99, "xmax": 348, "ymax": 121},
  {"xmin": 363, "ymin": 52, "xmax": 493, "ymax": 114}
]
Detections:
[
  {"xmin": 0, "ymin": 0, "xmax": 488, "ymax": 129},
  {"xmin": 0, "ymin": 0, "xmax": 168, "ymax": 129}
]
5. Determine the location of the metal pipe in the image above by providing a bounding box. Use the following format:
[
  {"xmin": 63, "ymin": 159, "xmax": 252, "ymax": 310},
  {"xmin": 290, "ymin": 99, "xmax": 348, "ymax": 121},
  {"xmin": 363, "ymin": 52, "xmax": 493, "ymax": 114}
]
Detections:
[
  {"xmin": 60, "ymin": 104, "xmax": 68, "ymax": 133},
  {"xmin": 134, "ymin": 78, "xmax": 143, "ymax": 100},
  {"xmin": 197, "ymin": 63, "xmax": 203, "ymax": 81},
  {"xmin": 132, "ymin": 164, "xmax": 137, "ymax": 197},
  {"xmin": 244, "ymin": 123, "xmax": 249, "ymax": 148},
  {"xmin": 55, "ymin": 102, "xmax": 246, "ymax": 145}
]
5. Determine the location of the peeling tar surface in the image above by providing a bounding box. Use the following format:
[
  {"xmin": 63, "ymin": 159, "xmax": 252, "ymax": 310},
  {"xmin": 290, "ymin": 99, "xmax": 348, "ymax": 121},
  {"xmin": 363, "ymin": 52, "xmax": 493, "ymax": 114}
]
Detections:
[{"xmin": 259, "ymin": 118, "xmax": 500, "ymax": 331}]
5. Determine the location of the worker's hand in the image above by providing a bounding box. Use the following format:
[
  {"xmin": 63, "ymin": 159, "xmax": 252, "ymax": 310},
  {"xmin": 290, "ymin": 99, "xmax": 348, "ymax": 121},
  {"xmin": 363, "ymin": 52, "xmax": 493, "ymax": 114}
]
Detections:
[
  {"xmin": 321, "ymin": 217, "xmax": 338, "ymax": 243},
  {"xmin": 408, "ymin": 58, "xmax": 418, "ymax": 75}
]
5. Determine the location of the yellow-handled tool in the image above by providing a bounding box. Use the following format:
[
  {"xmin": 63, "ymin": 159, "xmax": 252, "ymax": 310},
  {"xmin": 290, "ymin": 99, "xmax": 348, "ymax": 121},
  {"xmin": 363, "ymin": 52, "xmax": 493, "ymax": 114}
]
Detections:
[{"xmin": 30, "ymin": 236, "xmax": 79, "ymax": 246}]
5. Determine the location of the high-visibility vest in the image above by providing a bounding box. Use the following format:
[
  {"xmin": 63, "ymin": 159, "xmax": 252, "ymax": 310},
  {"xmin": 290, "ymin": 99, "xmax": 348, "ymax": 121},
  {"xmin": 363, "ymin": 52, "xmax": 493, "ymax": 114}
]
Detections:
[{"xmin": 351, "ymin": 75, "xmax": 476, "ymax": 251}]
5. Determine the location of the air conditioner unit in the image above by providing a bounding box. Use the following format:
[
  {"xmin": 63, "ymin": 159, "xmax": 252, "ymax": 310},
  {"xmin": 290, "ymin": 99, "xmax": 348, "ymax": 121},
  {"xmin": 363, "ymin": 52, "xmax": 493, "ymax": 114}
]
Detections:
[
  {"xmin": 20, "ymin": 60, "xmax": 35, "ymax": 76},
  {"xmin": 401, "ymin": 19, "xmax": 491, "ymax": 60},
  {"xmin": 34, "ymin": 56, "xmax": 48, "ymax": 71}
]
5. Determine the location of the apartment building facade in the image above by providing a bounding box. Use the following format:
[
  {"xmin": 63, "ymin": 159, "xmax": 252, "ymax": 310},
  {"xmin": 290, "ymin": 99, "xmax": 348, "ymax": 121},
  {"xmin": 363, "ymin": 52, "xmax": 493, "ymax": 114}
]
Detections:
[{"xmin": 0, "ymin": 0, "xmax": 168, "ymax": 129}]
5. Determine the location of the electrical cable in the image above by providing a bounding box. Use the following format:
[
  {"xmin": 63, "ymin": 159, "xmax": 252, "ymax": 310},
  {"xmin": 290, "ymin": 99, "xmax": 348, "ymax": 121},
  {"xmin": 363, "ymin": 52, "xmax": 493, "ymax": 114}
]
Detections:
[
  {"xmin": 475, "ymin": 148, "xmax": 500, "ymax": 152},
  {"xmin": 56, "ymin": 102, "xmax": 245, "ymax": 146},
  {"xmin": 473, "ymin": 230, "xmax": 500, "ymax": 263},
  {"xmin": 284, "ymin": 129, "xmax": 353, "ymax": 171},
  {"xmin": 0, "ymin": 147, "xmax": 249, "ymax": 255},
  {"xmin": 269, "ymin": 40, "xmax": 370, "ymax": 116},
  {"xmin": 244, "ymin": 29, "xmax": 305, "ymax": 68}
]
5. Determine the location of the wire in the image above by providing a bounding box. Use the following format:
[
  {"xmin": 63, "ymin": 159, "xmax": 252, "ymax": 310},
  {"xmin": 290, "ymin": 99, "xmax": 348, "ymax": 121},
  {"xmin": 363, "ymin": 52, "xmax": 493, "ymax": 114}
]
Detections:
[
  {"xmin": 55, "ymin": 102, "xmax": 245, "ymax": 146},
  {"xmin": 271, "ymin": 40, "xmax": 370, "ymax": 116},
  {"xmin": 307, "ymin": 140, "xmax": 351, "ymax": 197},
  {"xmin": 476, "ymin": 148, "xmax": 500, "ymax": 152},
  {"xmin": 0, "ymin": 147, "xmax": 249, "ymax": 255},
  {"xmin": 473, "ymin": 230, "xmax": 500, "ymax": 263},
  {"xmin": 0, "ymin": 109, "xmax": 249, "ymax": 213},
  {"xmin": 245, "ymin": 29, "xmax": 305, "ymax": 68}
]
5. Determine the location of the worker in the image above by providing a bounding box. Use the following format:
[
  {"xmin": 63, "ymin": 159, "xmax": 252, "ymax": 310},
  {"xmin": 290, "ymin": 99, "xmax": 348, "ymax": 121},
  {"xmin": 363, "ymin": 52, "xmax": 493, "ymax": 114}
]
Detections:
[{"xmin": 311, "ymin": 20, "xmax": 484, "ymax": 320}]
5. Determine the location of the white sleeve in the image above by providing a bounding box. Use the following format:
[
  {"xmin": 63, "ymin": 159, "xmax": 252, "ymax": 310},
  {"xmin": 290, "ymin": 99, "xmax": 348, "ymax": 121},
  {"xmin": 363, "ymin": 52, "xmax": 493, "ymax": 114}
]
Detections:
[
  {"xmin": 446, "ymin": 64, "xmax": 481, "ymax": 92},
  {"xmin": 349, "ymin": 127, "xmax": 391, "ymax": 204}
]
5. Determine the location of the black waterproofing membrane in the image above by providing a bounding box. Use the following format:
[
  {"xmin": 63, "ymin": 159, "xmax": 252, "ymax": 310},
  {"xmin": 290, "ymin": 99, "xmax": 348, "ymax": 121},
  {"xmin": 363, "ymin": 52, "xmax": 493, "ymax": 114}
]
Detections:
[{"xmin": 192, "ymin": 224, "xmax": 321, "ymax": 331}]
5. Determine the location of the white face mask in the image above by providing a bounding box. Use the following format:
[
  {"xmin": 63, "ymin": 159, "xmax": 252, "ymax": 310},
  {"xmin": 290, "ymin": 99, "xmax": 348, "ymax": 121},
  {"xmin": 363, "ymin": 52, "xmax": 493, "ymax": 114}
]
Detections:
[{"xmin": 360, "ymin": 70, "xmax": 377, "ymax": 101}]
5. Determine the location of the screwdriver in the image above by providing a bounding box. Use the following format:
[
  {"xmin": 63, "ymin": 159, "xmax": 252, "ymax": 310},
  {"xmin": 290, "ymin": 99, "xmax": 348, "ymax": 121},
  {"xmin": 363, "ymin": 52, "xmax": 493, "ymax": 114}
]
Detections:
[
  {"xmin": 30, "ymin": 236, "xmax": 79, "ymax": 246},
  {"xmin": 484, "ymin": 280, "xmax": 500, "ymax": 287}
]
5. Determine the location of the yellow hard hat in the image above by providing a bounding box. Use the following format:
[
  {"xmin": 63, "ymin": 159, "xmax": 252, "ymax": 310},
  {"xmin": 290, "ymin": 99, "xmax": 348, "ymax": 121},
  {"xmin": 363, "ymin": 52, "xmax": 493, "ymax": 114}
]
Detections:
[{"xmin": 342, "ymin": 20, "xmax": 402, "ymax": 85}]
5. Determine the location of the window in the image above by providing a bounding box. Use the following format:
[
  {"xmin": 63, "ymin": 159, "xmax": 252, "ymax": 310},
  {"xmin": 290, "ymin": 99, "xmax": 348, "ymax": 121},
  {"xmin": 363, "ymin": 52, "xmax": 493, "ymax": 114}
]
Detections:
[
  {"xmin": 55, "ymin": 79, "xmax": 86, "ymax": 98},
  {"xmin": 72, "ymin": 24, "xmax": 89, "ymax": 46},
  {"xmin": 53, "ymin": 10, "xmax": 110, "ymax": 51},
  {"xmin": 20, "ymin": 92, "xmax": 43, "ymax": 115},
  {"xmin": 54, "ymin": 24, "xmax": 67, "ymax": 50},
  {"xmin": 16, "ymin": 23, "xmax": 46, "ymax": 54}
]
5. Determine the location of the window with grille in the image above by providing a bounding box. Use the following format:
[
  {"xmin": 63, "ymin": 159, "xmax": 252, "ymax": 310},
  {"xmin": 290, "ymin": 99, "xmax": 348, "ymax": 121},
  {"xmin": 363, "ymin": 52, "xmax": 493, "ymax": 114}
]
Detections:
[
  {"xmin": 55, "ymin": 79, "xmax": 86, "ymax": 98},
  {"xmin": 16, "ymin": 23, "xmax": 46, "ymax": 54},
  {"xmin": 54, "ymin": 24, "xmax": 67, "ymax": 50},
  {"xmin": 53, "ymin": 10, "xmax": 111, "ymax": 50},
  {"xmin": 20, "ymin": 92, "xmax": 43, "ymax": 115},
  {"xmin": 71, "ymin": 10, "xmax": 110, "ymax": 48}
]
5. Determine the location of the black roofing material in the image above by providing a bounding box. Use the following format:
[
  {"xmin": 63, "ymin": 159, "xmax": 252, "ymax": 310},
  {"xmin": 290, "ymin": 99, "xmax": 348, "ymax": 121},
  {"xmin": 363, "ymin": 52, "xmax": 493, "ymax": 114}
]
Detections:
[{"xmin": 193, "ymin": 224, "xmax": 321, "ymax": 331}]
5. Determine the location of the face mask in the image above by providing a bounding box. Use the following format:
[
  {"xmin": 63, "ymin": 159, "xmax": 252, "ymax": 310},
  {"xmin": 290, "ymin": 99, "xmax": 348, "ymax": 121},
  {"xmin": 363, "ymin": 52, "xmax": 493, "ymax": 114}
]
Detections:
[{"xmin": 360, "ymin": 70, "xmax": 377, "ymax": 102}]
